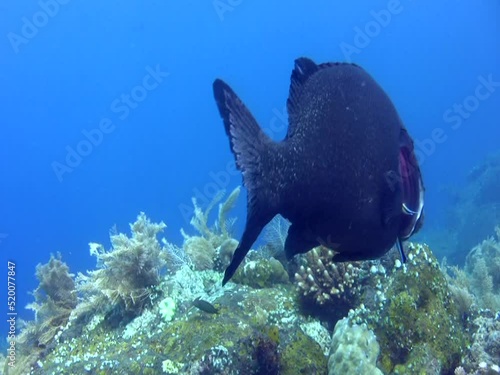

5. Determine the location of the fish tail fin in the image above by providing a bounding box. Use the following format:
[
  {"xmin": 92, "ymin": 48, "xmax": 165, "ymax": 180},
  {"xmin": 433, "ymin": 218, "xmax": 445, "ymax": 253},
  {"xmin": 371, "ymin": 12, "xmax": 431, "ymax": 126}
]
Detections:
[{"xmin": 213, "ymin": 79, "xmax": 277, "ymax": 285}]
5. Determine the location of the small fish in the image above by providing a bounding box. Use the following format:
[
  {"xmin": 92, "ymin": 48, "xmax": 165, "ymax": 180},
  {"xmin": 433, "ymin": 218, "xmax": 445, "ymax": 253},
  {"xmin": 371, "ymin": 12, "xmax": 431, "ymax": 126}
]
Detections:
[
  {"xmin": 192, "ymin": 297, "xmax": 219, "ymax": 314},
  {"xmin": 213, "ymin": 57, "xmax": 424, "ymax": 286}
]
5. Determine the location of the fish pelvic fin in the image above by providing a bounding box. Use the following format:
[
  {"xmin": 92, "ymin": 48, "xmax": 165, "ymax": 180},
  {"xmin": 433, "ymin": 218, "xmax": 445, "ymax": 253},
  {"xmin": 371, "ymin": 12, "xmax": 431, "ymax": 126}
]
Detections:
[
  {"xmin": 284, "ymin": 223, "xmax": 319, "ymax": 260},
  {"xmin": 396, "ymin": 237, "xmax": 407, "ymax": 263}
]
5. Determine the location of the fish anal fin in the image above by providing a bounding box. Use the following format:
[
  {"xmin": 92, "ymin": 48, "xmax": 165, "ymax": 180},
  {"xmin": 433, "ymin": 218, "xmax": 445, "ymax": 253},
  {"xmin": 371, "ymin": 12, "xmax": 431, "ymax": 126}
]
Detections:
[
  {"xmin": 381, "ymin": 170, "xmax": 403, "ymax": 228},
  {"xmin": 223, "ymin": 206, "xmax": 275, "ymax": 285}
]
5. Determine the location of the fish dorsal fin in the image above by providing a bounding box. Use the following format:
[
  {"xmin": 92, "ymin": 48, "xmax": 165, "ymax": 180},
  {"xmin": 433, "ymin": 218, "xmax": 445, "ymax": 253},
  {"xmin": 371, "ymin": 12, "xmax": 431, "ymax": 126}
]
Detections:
[
  {"xmin": 286, "ymin": 57, "xmax": 319, "ymax": 138},
  {"xmin": 286, "ymin": 58, "xmax": 360, "ymax": 138}
]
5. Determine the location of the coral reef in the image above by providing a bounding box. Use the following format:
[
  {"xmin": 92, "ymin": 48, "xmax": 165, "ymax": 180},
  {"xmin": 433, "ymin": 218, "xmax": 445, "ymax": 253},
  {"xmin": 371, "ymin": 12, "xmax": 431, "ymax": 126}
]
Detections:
[
  {"xmin": 280, "ymin": 330, "xmax": 327, "ymax": 375},
  {"xmin": 181, "ymin": 187, "xmax": 240, "ymax": 271},
  {"xmin": 15, "ymin": 253, "xmax": 77, "ymax": 375},
  {"xmin": 294, "ymin": 245, "xmax": 373, "ymax": 322},
  {"xmin": 374, "ymin": 244, "xmax": 467, "ymax": 374},
  {"xmin": 442, "ymin": 228, "xmax": 500, "ymax": 375},
  {"xmin": 464, "ymin": 227, "xmax": 500, "ymax": 311},
  {"xmin": 13, "ymin": 186, "xmax": 500, "ymax": 375},
  {"xmin": 444, "ymin": 264, "xmax": 476, "ymax": 321},
  {"xmin": 295, "ymin": 242, "xmax": 471, "ymax": 374},
  {"xmin": 232, "ymin": 255, "xmax": 289, "ymax": 288},
  {"xmin": 29, "ymin": 280, "xmax": 328, "ymax": 375},
  {"xmin": 432, "ymin": 151, "xmax": 500, "ymax": 264},
  {"xmin": 457, "ymin": 310, "xmax": 500, "ymax": 375},
  {"xmin": 181, "ymin": 236, "xmax": 215, "ymax": 270},
  {"xmin": 76, "ymin": 212, "xmax": 168, "ymax": 319}
]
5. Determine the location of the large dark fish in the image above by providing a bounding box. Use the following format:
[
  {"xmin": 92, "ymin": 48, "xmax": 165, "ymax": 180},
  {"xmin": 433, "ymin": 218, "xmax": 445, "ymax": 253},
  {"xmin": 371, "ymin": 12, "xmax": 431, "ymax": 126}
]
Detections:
[{"xmin": 213, "ymin": 57, "xmax": 424, "ymax": 286}]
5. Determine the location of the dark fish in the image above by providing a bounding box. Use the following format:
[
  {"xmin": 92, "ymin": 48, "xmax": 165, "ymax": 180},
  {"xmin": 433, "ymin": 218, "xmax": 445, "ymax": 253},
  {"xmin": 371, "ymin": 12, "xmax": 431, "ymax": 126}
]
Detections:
[
  {"xmin": 213, "ymin": 57, "xmax": 424, "ymax": 286},
  {"xmin": 193, "ymin": 297, "xmax": 219, "ymax": 314}
]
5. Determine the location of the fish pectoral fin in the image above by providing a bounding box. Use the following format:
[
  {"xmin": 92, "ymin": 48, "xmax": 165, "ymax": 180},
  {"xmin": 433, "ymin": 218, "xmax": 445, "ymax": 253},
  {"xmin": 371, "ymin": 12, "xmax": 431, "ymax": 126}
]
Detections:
[
  {"xmin": 284, "ymin": 223, "xmax": 319, "ymax": 260},
  {"xmin": 332, "ymin": 252, "xmax": 365, "ymax": 262},
  {"xmin": 398, "ymin": 128, "xmax": 425, "ymax": 239},
  {"xmin": 382, "ymin": 203, "xmax": 399, "ymax": 228},
  {"xmin": 381, "ymin": 170, "xmax": 402, "ymax": 228}
]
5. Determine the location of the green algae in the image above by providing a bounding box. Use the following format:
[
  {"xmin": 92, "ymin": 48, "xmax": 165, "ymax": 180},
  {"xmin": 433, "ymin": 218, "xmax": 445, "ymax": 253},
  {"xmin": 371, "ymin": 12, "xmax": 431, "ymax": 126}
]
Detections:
[
  {"xmin": 31, "ymin": 284, "xmax": 325, "ymax": 374},
  {"xmin": 376, "ymin": 244, "xmax": 467, "ymax": 374},
  {"xmin": 280, "ymin": 331, "xmax": 327, "ymax": 375},
  {"xmin": 232, "ymin": 258, "xmax": 289, "ymax": 288}
]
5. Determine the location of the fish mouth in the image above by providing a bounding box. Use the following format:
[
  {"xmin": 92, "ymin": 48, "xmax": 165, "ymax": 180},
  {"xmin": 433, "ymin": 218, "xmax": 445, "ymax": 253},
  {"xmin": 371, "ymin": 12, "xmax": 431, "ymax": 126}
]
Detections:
[{"xmin": 398, "ymin": 132, "xmax": 424, "ymax": 239}]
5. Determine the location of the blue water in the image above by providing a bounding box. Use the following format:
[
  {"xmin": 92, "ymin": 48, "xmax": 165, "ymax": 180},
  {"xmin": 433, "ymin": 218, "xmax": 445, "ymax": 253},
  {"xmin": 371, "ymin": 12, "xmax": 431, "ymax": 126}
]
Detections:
[{"xmin": 0, "ymin": 0, "xmax": 498, "ymax": 337}]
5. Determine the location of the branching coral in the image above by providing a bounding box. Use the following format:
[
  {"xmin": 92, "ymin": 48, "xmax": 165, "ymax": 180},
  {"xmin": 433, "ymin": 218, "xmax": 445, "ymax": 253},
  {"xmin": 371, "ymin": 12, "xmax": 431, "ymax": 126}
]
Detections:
[
  {"xmin": 76, "ymin": 212, "xmax": 167, "ymax": 318},
  {"xmin": 294, "ymin": 246, "xmax": 368, "ymax": 319},
  {"xmin": 181, "ymin": 187, "xmax": 240, "ymax": 271},
  {"xmin": 188, "ymin": 187, "xmax": 240, "ymax": 243}
]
